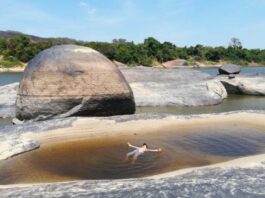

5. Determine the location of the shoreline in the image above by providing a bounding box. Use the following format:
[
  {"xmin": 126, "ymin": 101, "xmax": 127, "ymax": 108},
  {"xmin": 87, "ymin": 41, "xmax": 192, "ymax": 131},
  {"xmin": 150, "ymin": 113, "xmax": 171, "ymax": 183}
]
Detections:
[
  {"xmin": 0, "ymin": 67, "xmax": 25, "ymax": 73},
  {"xmin": 150, "ymin": 152, "xmax": 265, "ymax": 179},
  {"xmin": 1, "ymin": 64, "xmax": 265, "ymax": 73}
]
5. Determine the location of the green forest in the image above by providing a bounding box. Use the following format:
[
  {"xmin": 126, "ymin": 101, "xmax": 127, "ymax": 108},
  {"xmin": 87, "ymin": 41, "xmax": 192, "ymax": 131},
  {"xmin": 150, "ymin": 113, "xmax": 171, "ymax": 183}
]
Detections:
[{"xmin": 0, "ymin": 35, "xmax": 265, "ymax": 67}]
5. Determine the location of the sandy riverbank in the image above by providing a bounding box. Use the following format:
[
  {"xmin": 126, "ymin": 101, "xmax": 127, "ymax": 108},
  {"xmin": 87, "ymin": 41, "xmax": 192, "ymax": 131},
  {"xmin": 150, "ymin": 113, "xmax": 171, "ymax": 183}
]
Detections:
[
  {"xmin": 0, "ymin": 66, "xmax": 25, "ymax": 72},
  {"xmin": 27, "ymin": 111, "xmax": 265, "ymax": 146}
]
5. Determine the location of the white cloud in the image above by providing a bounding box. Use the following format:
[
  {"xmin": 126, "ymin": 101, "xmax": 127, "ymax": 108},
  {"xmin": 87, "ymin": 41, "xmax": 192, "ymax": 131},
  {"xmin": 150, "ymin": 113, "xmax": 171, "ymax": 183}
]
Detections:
[
  {"xmin": 79, "ymin": 1, "xmax": 97, "ymax": 15},
  {"xmin": 79, "ymin": 1, "xmax": 89, "ymax": 7}
]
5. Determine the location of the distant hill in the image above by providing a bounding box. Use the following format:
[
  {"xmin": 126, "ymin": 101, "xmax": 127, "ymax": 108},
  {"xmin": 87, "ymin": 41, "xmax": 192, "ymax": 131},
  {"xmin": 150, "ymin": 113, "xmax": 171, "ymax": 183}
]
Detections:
[{"xmin": 0, "ymin": 30, "xmax": 81, "ymax": 44}]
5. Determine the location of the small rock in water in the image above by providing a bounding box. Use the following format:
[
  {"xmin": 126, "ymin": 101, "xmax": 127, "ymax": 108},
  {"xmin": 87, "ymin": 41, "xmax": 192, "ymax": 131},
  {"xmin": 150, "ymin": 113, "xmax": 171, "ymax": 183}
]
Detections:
[{"xmin": 219, "ymin": 64, "xmax": 241, "ymax": 75}]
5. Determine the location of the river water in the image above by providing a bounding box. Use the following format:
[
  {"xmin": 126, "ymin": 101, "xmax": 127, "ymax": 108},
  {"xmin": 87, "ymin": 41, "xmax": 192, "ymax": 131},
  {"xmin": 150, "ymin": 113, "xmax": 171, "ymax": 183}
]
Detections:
[
  {"xmin": 0, "ymin": 72, "xmax": 21, "ymax": 86},
  {"xmin": 195, "ymin": 66, "xmax": 265, "ymax": 76}
]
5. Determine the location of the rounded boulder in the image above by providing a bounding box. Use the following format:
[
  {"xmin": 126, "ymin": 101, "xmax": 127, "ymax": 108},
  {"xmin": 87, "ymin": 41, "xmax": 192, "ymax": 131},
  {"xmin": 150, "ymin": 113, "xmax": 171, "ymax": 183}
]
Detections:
[{"xmin": 16, "ymin": 45, "xmax": 135, "ymax": 121}]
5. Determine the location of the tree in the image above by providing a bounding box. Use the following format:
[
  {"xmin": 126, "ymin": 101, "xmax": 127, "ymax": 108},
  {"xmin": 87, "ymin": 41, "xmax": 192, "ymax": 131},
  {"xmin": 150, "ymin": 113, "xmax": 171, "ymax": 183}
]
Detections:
[
  {"xmin": 143, "ymin": 37, "xmax": 162, "ymax": 58},
  {"xmin": 205, "ymin": 49, "xmax": 221, "ymax": 62},
  {"xmin": 112, "ymin": 38, "xmax": 127, "ymax": 44},
  {"xmin": 161, "ymin": 42, "xmax": 177, "ymax": 62},
  {"xmin": 229, "ymin": 38, "xmax": 242, "ymax": 49},
  {"xmin": 86, "ymin": 42, "xmax": 116, "ymax": 60},
  {"xmin": 0, "ymin": 38, "xmax": 6, "ymax": 53}
]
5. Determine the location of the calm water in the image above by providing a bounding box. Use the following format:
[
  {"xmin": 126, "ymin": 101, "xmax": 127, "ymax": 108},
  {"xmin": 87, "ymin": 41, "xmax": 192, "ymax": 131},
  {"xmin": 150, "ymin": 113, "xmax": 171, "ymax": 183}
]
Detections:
[
  {"xmin": 195, "ymin": 66, "xmax": 265, "ymax": 76},
  {"xmin": 1, "ymin": 124, "xmax": 265, "ymax": 184},
  {"xmin": 0, "ymin": 72, "xmax": 22, "ymax": 86}
]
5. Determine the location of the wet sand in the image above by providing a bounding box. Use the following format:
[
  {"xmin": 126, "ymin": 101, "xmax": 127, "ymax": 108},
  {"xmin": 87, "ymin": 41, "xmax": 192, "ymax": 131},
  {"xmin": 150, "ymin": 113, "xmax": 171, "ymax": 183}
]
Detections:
[{"xmin": 26, "ymin": 112, "xmax": 265, "ymax": 145}]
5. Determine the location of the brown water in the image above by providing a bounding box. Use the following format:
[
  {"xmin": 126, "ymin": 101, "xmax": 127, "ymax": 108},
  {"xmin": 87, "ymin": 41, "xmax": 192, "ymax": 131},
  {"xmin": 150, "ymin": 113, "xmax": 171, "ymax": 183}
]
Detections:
[{"xmin": 1, "ymin": 124, "xmax": 265, "ymax": 185}]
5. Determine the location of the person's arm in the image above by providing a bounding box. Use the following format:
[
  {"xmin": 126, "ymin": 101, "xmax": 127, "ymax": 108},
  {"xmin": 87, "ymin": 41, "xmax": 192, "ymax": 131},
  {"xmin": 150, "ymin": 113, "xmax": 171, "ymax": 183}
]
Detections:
[
  {"xmin": 127, "ymin": 142, "xmax": 140, "ymax": 149},
  {"xmin": 146, "ymin": 148, "xmax": 162, "ymax": 152}
]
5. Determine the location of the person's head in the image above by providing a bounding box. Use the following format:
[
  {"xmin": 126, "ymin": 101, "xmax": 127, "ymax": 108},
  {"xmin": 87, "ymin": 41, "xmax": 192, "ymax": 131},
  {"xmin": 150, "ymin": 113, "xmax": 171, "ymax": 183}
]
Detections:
[{"xmin": 143, "ymin": 143, "xmax": 148, "ymax": 148}]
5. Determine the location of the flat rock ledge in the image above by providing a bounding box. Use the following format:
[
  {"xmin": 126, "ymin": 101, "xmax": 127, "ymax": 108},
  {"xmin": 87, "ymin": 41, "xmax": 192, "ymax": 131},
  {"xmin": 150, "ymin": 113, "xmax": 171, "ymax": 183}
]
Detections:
[
  {"xmin": 120, "ymin": 67, "xmax": 227, "ymax": 106},
  {"xmin": 0, "ymin": 117, "xmax": 76, "ymax": 161},
  {"xmin": 0, "ymin": 139, "xmax": 39, "ymax": 160},
  {"xmin": 217, "ymin": 74, "xmax": 265, "ymax": 95}
]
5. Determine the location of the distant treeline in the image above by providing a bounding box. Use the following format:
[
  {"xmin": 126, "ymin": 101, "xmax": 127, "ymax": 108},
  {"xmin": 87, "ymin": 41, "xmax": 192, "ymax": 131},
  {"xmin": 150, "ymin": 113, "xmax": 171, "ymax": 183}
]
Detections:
[{"xmin": 0, "ymin": 35, "xmax": 265, "ymax": 67}]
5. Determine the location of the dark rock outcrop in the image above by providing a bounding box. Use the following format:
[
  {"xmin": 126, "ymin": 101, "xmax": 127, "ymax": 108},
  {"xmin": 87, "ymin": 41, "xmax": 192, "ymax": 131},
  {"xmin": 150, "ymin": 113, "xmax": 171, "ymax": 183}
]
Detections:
[
  {"xmin": 218, "ymin": 64, "xmax": 241, "ymax": 75},
  {"xmin": 16, "ymin": 45, "xmax": 135, "ymax": 121}
]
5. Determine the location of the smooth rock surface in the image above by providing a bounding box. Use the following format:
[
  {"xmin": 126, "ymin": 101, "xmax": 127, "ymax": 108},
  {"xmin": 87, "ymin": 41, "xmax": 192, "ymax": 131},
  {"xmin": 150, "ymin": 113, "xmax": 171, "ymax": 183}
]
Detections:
[
  {"xmin": 217, "ymin": 74, "xmax": 265, "ymax": 95},
  {"xmin": 16, "ymin": 45, "xmax": 135, "ymax": 121},
  {"xmin": 219, "ymin": 64, "xmax": 241, "ymax": 75},
  {"xmin": 0, "ymin": 117, "xmax": 76, "ymax": 161},
  {"xmin": 121, "ymin": 67, "xmax": 227, "ymax": 106},
  {"xmin": 1, "ymin": 164, "xmax": 265, "ymax": 198},
  {"xmin": 0, "ymin": 139, "xmax": 39, "ymax": 160}
]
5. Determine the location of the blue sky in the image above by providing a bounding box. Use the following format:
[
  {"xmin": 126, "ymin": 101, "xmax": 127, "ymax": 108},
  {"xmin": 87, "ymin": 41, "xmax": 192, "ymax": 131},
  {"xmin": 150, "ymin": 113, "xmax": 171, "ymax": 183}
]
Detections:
[{"xmin": 0, "ymin": 0, "xmax": 264, "ymax": 48}]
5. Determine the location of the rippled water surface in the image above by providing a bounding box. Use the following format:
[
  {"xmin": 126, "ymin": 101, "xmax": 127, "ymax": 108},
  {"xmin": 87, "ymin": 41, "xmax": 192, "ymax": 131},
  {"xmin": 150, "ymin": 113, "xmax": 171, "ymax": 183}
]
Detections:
[{"xmin": 1, "ymin": 124, "xmax": 265, "ymax": 184}]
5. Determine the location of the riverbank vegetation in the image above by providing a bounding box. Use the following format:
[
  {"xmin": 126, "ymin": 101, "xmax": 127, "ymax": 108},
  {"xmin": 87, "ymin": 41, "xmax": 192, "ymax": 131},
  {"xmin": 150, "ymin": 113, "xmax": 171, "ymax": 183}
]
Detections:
[{"xmin": 0, "ymin": 35, "xmax": 265, "ymax": 67}]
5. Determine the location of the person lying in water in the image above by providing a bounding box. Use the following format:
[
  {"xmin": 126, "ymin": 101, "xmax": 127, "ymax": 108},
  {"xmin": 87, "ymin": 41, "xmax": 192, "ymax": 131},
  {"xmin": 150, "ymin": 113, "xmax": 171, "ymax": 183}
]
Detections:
[{"xmin": 125, "ymin": 142, "xmax": 162, "ymax": 162}]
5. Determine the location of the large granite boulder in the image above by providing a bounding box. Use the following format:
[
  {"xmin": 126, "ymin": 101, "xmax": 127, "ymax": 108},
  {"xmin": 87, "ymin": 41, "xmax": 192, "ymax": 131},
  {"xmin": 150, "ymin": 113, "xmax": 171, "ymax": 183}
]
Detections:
[
  {"xmin": 217, "ymin": 74, "xmax": 265, "ymax": 95},
  {"xmin": 219, "ymin": 64, "xmax": 241, "ymax": 75},
  {"xmin": 16, "ymin": 45, "xmax": 135, "ymax": 121},
  {"xmin": 120, "ymin": 67, "xmax": 227, "ymax": 106}
]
